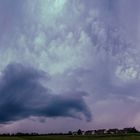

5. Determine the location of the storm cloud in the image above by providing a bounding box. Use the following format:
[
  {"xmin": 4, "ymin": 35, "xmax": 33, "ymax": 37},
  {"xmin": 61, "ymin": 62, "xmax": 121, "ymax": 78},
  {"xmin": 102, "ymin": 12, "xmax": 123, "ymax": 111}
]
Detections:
[
  {"xmin": 0, "ymin": 63, "xmax": 91, "ymax": 123},
  {"xmin": 0, "ymin": 0, "xmax": 140, "ymax": 132}
]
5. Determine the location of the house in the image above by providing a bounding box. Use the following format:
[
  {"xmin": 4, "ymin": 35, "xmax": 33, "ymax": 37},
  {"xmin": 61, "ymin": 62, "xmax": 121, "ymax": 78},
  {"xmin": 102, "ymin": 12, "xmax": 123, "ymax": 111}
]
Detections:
[
  {"xmin": 72, "ymin": 131, "xmax": 78, "ymax": 135},
  {"xmin": 95, "ymin": 129, "xmax": 106, "ymax": 135},
  {"xmin": 81, "ymin": 131, "xmax": 85, "ymax": 135},
  {"xmin": 72, "ymin": 130, "xmax": 85, "ymax": 135},
  {"xmin": 85, "ymin": 130, "xmax": 95, "ymax": 135},
  {"xmin": 107, "ymin": 129, "xmax": 119, "ymax": 134},
  {"xmin": 119, "ymin": 129, "xmax": 127, "ymax": 134}
]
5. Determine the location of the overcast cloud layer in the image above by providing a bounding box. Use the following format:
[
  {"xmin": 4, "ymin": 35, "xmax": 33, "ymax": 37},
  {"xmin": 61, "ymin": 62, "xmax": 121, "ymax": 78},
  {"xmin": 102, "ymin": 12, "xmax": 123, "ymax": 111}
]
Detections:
[{"xmin": 0, "ymin": 0, "xmax": 140, "ymax": 132}]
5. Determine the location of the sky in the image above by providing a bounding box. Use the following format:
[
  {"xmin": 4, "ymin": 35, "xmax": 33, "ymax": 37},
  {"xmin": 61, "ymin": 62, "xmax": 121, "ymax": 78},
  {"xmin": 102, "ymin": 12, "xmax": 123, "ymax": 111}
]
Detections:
[{"xmin": 0, "ymin": 0, "xmax": 140, "ymax": 133}]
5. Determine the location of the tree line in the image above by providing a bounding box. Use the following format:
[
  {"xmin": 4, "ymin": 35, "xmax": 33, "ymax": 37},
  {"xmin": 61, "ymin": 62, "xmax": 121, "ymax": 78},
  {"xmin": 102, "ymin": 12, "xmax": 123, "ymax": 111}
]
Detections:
[{"xmin": 0, "ymin": 127, "xmax": 139, "ymax": 136}]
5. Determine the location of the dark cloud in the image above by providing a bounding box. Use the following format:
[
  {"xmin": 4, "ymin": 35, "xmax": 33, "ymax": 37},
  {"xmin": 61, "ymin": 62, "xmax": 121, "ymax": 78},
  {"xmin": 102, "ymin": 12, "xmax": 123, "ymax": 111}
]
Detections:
[{"xmin": 0, "ymin": 63, "xmax": 91, "ymax": 123}]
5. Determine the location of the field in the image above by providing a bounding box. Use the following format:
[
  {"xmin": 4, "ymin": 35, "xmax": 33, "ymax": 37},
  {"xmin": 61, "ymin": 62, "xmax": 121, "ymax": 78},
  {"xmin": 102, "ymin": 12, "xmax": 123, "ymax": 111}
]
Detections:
[{"xmin": 1, "ymin": 135, "xmax": 140, "ymax": 140}]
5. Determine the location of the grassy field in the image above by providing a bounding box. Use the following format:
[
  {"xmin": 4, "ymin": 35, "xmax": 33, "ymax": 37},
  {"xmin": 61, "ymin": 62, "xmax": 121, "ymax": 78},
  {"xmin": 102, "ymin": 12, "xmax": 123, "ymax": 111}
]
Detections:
[{"xmin": 1, "ymin": 135, "xmax": 140, "ymax": 140}]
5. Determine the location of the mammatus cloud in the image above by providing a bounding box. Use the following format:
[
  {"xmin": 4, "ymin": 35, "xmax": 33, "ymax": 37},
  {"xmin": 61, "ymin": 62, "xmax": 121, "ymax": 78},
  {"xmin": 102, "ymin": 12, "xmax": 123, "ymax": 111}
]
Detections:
[{"xmin": 0, "ymin": 63, "xmax": 91, "ymax": 123}]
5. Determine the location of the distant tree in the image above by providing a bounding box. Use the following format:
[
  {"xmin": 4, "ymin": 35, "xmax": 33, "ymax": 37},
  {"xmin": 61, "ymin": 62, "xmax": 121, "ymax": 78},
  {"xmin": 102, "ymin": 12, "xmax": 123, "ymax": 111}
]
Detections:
[
  {"xmin": 68, "ymin": 131, "xmax": 72, "ymax": 135},
  {"xmin": 130, "ymin": 127, "xmax": 139, "ymax": 133},
  {"xmin": 77, "ymin": 129, "xmax": 82, "ymax": 135},
  {"xmin": 123, "ymin": 127, "xmax": 139, "ymax": 133}
]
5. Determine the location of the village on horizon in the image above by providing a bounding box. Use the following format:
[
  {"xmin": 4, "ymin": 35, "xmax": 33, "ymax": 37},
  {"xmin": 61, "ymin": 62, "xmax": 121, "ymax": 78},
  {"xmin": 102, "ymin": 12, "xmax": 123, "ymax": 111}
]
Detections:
[{"xmin": 71, "ymin": 127, "xmax": 139, "ymax": 136}]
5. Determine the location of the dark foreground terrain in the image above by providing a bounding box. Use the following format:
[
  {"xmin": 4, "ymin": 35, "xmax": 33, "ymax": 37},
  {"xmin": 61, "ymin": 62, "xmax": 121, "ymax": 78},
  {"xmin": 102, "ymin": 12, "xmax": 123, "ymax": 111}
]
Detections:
[{"xmin": 1, "ymin": 134, "xmax": 140, "ymax": 140}]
